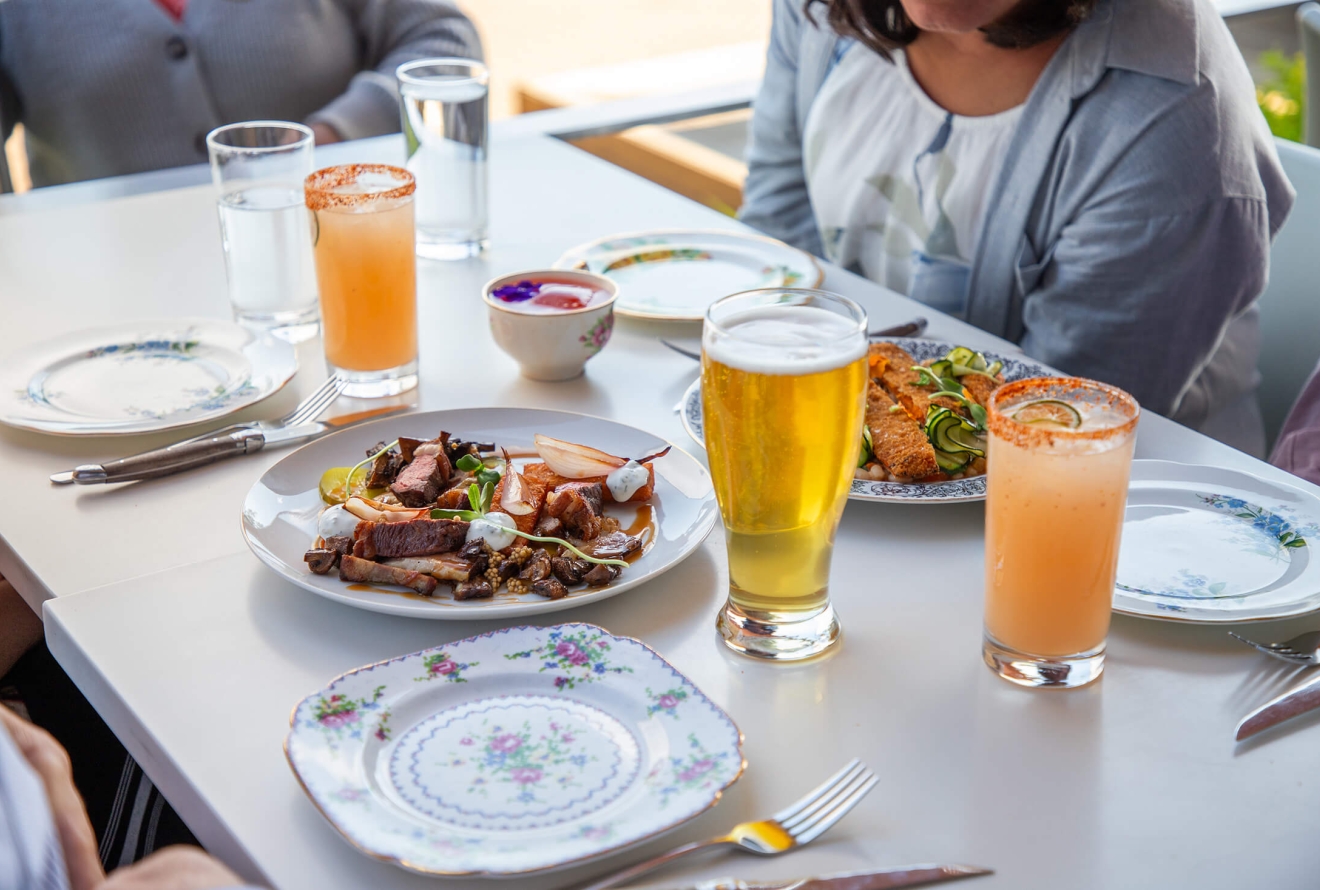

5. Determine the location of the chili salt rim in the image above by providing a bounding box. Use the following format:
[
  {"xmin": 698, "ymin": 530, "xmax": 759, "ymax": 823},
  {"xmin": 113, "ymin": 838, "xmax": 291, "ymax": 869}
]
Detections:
[
  {"xmin": 987, "ymin": 376, "xmax": 1139, "ymax": 450},
  {"xmin": 304, "ymin": 163, "xmax": 415, "ymax": 211}
]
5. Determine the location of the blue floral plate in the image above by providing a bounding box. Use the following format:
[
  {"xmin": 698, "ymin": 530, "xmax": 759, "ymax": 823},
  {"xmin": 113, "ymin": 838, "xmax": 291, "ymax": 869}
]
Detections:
[
  {"xmin": 285, "ymin": 624, "xmax": 744, "ymax": 876},
  {"xmin": 0, "ymin": 318, "xmax": 296, "ymax": 436},
  {"xmin": 1114, "ymin": 461, "xmax": 1320, "ymax": 623}
]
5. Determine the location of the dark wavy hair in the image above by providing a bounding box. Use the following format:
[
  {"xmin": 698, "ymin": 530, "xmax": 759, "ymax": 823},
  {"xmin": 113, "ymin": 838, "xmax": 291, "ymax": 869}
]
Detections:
[{"xmin": 806, "ymin": 0, "xmax": 1096, "ymax": 52}]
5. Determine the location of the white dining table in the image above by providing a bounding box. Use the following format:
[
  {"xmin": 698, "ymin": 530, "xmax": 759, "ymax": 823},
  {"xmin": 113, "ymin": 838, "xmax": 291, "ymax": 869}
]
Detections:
[{"xmin": 3, "ymin": 122, "xmax": 1320, "ymax": 890}]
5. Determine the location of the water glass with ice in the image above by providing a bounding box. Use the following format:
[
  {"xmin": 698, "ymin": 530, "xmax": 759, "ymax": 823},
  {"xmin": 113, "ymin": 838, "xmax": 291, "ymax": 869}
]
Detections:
[
  {"xmin": 207, "ymin": 121, "xmax": 319, "ymax": 343},
  {"xmin": 397, "ymin": 58, "xmax": 489, "ymax": 260}
]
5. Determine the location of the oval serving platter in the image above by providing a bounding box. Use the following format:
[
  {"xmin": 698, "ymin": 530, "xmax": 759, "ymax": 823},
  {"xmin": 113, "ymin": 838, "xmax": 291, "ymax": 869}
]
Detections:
[
  {"xmin": 242, "ymin": 407, "xmax": 719, "ymax": 619},
  {"xmin": 680, "ymin": 338, "xmax": 1055, "ymax": 505},
  {"xmin": 285, "ymin": 623, "xmax": 745, "ymax": 876}
]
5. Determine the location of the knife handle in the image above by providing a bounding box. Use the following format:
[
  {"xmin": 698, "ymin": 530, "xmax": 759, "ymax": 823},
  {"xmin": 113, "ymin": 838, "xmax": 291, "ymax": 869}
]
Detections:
[{"xmin": 72, "ymin": 429, "xmax": 266, "ymax": 484}]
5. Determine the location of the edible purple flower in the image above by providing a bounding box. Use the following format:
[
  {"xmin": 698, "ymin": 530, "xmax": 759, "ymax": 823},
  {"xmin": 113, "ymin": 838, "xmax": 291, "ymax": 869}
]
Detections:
[{"xmin": 492, "ymin": 280, "xmax": 542, "ymax": 302}]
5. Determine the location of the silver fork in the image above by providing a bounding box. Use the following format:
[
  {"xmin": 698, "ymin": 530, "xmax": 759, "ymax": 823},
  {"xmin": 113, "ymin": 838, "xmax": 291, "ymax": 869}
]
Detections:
[
  {"xmin": 579, "ymin": 759, "xmax": 878, "ymax": 890},
  {"xmin": 1228, "ymin": 630, "xmax": 1320, "ymax": 666},
  {"xmin": 49, "ymin": 376, "xmax": 347, "ymax": 484}
]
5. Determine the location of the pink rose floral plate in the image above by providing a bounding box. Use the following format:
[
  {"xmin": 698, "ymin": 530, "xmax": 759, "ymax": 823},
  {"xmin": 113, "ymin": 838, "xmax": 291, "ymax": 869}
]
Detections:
[{"xmin": 285, "ymin": 623, "xmax": 745, "ymax": 876}]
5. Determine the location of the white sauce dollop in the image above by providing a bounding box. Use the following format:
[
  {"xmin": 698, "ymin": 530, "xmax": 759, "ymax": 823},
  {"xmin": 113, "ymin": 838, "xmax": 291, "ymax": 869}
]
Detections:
[
  {"xmin": 466, "ymin": 512, "xmax": 518, "ymax": 551},
  {"xmin": 317, "ymin": 504, "xmax": 361, "ymax": 542},
  {"xmin": 606, "ymin": 460, "xmax": 649, "ymax": 502}
]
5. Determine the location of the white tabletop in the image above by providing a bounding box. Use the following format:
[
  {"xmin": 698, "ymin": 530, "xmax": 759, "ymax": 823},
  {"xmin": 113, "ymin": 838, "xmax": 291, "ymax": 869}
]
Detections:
[{"xmin": 6, "ymin": 129, "xmax": 1320, "ymax": 889}]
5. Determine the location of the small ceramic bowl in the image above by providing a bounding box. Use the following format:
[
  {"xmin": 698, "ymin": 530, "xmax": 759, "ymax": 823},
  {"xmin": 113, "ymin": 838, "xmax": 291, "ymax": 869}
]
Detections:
[{"xmin": 483, "ymin": 270, "xmax": 618, "ymax": 381}]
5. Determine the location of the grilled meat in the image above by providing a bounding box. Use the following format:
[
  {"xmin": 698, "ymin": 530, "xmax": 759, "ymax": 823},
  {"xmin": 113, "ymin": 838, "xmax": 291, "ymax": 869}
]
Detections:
[
  {"xmin": 365, "ymin": 442, "xmax": 406, "ymax": 488},
  {"xmin": 545, "ymin": 481, "xmax": 604, "ymax": 540},
  {"xmin": 522, "ymin": 462, "xmax": 655, "ymax": 504},
  {"xmin": 324, "ymin": 535, "xmax": 354, "ymax": 556},
  {"xmin": 390, "ymin": 449, "xmax": 453, "ymax": 507},
  {"xmin": 535, "ymin": 513, "xmax": 564, "ymax": 538},
  {"xmin": 304, "ymin": 549, "xmax": 339, "ymax": 574},
  {"xmin": 531, "ymin": 578, "xmax": 569, "ymax": 600},
  {"xmin": 352, "ymin": 518, "xmax": 468, "ymax": 558},
  {"xmin": 381, "ymin": 555, "xmax": 476, "ymax": 582},
  {"xmin": 581, "ymin": 530, "xmax": 642, "ymax": 560},
  {"xmin": 454, "ymin": 578, "xmax": 493, "ymax": 600},
  {"xmin": 551, "ymin": 556, "xmax": 590, "ymax": 585},
  {"xmin": 338, "ymin": 555, "xmax": 438, "ymax": 595},
  {"xmin": 582, "ymin": 563, "xmax": 621, "ymax": 587}
]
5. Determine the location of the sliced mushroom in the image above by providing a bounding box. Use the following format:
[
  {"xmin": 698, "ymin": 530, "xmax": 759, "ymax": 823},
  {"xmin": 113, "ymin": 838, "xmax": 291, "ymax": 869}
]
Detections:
[
  {"xmin": 531, "ymin": 578, "xmax": 569, "ymax": 600},
  {"xmin": 454, "ymin": 579, "xmax": 494, "ymax": 600},
  {"xmin": 304, "ymin": 549, "xmax": 339, "ymax": 574},
  {"xmin": 582, "ymin": 563, "xmax": 621, "ymax": 587},
  {"xmin": 519, "ymin": 549, "xmax": 552, "ymax": 583}
]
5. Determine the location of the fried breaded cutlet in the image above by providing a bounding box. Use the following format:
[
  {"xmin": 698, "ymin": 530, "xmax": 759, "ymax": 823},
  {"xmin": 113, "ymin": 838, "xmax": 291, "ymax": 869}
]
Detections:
[
  {"xmin": 864, "ymin": 381, "xmax": 939, "ymax": 480},
  {"xmin": 869, "ymin": 342, "xmax": 962, "ymax": 421},
  {"xmin": 960, "ymin": 372, "xmax": 998, "ymax": 407}
]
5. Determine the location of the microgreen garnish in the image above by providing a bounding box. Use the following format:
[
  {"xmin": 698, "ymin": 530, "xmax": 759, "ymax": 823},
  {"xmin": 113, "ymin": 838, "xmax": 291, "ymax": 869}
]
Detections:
[
  {"xmin": 429, "ymin": 453, "xmax": 627, "ymax": 568},
  {"xmin": 911, "ymin": 367, "xmax": 988, "ymax": 430}
]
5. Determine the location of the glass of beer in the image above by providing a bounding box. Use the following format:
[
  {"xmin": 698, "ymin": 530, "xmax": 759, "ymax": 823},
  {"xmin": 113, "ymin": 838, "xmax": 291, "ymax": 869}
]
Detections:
[
  {"xmin": 982, "ymin": 378, "xmax": 1140, "ymax": 688},
  {"xmin": 304, "ymin": 164, "xmax": 419, "ymax": 398},
  {"xmin": 702, "ymin": 288, "xmax": 868, "ymax": 661}
]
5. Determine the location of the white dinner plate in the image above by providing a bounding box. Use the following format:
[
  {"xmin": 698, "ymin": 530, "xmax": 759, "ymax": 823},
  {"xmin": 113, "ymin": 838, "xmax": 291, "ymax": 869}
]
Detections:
[
  {"xmin": 554, "ymin": 229, "xmax": 823, "ymax": 321},
  {"xmin": 1114, "ymin": 460, "xmax": 1320, "ymax": 623},
  {"xmin": 0, "ymin": 318, "xmax": 296, "ymax": 436},
  {"xmin": 285, "ymin": 623, "xmax": 744, "ymax": 876},
  {"xmin": 680, "ymin": 338, "xmax": 1056, "ymax": 505},
  {"xmin": 242, "ymin": 407, "xmax": 719, "ymax": 619}
]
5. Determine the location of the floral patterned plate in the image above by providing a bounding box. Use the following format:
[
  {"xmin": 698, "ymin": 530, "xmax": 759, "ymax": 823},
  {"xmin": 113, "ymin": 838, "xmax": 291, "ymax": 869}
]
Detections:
[
  {"xmin": 680, "ymin": 338, "xmax": 1055, "ymax": 504},
  {"xmin": 554, "ymin": 229, "xmax": 823, "ymax": 321},
  {"xmin": 243, "ymin": 407, "xmax": 719, "ymax": 619},
  {"xmin": 285, "ymin": 623, "xmax": 744, "ymax": 876},
  {"xmin": 0, "ymin": 318, "xmax": 296, "ymax": 436},
  {"xmin": 1114, "ymin": 461, "xmax": 1320, "ymax": 623}
]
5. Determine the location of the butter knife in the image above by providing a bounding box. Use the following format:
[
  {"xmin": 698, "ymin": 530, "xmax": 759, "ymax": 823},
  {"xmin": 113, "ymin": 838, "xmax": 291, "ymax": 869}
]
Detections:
[
  {"xmin": 688, "ymin": 865, "xmax": 992, "ymax": 890},
  {"xmin": 1236, "ymin": 671, "xmax": 1320, "ymax": 741},
  {"xmin": 56, "ymin": 405, "xmax": 408, "ymax": 485}
]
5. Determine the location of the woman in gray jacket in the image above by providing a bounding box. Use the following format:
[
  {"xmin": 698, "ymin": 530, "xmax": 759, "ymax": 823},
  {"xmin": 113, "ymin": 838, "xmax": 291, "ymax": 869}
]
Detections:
[
  {"xmin": 0, "ymin": 0, "xmax": 481, "ymax": 188},
  {"xmin": 740, "ymin": 0, "xmax": 1293, "ymax": 454}
]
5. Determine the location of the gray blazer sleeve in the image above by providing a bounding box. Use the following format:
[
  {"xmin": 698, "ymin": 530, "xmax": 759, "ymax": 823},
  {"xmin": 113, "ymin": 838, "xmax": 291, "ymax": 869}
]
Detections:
[
  {"xmin": 1021, "ymin": 195, "xmax": 1275, "ymax": 420},
  {"xmin": 308, "ymin": 0, "xmax": 483, "ymax": 142},
  {"xmin": 738, "ymin": 0, "xmax": 824, "ymax": 256}
]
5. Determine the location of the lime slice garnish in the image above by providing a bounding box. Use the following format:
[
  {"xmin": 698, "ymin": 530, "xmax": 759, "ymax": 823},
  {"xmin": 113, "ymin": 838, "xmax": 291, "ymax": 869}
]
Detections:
[{"xmin": 1012, "ymin": 399, "xmax": 1082, "ymax": 428}]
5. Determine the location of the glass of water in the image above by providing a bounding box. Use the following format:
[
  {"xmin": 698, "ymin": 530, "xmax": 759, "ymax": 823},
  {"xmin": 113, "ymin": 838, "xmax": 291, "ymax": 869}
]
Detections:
[
  {"xmin": 397, "ymin": 58, "xmax": 489, "ymax": 260},
  {"xmin": 207, "ymin": 121, "xmax": 319, "ymax": 343}
]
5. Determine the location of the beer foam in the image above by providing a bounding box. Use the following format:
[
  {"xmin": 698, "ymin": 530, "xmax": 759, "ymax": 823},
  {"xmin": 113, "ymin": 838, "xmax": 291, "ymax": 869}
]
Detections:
[{"xmin": 704, "ymin": 305, "xmax": 866, "ymax": 374}]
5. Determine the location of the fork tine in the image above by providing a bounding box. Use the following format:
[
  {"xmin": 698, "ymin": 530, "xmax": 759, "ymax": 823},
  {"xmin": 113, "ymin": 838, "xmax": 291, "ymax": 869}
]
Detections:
[
  {"xmin": 771, "ymin": 759, "xmax": 863, "ymax": 824},
  {"xmin": 285, "ymin": 377, "xmax": 345, "ymax": 426},
  {"xmin": 780, "ymin": 764, "xmax": 875, "ymax": 833},
  {"xmin": 278, "ymin": 377, "xmax": 338, "ymax": 425},
  {"xmin": 788, "ymin": 773, "xmax": 879, "ymax": 845},
  {"xmin": 1229, "ymin": 632, "xmax": 1293, "ymax": 659}
]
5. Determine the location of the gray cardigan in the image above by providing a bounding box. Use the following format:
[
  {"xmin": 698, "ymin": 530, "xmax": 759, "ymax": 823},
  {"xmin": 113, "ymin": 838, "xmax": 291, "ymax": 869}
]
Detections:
[
  {"xmin": 741, "ymin": 0, "xmax": 1294, "ymax": 443},
  {"xmin": 0, "ymin": 0, "xmax": 480, "ymax": 188}
]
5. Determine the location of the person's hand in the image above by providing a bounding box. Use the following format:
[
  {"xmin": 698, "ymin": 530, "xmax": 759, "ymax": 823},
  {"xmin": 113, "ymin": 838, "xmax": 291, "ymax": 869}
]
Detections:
[
  {"xmin": 100, "ymin": 845, "xmax": 247, "ymax": 890},
  {"xmin": 309, "ymin": 122, "xmax": 342, "ymax": 145},
  {"xmin": 0, "ymin": 705, "xmax": 104, "ymax": 890}
]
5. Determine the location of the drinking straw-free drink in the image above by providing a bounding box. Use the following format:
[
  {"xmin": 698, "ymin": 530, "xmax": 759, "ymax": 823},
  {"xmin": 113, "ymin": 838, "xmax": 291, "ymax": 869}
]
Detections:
[
  {"xmin": 397, "ymin": 58, "xmax": 489, "ymax": 259},
  {"xmin": 208, "ymin": 122, "xmax": 318, "ymax": 342},
  {"xmin": 305, "ymin": 164, "xmax": 418, "ymax": 398},
  {"xmin": 702, "ymin": 289, "xmax": 868, "ymax": 661},
  {"xmin": 983, "ymin": 378, "xmax": 1139, "ymax": 688}
]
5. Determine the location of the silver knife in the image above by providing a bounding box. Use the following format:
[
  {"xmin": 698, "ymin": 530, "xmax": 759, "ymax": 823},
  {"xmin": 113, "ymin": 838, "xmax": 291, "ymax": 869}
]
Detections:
[
  {"xmin": 56, "ymin": 405, "xmax": 409, "ymax": 485},
  {"xmin": 1236, "ymin": 671, "xmax": 1320, "ymax": 741},
  {"xmin": 689, "ymin": 865, "xmax": 993, "ymax": 890}
]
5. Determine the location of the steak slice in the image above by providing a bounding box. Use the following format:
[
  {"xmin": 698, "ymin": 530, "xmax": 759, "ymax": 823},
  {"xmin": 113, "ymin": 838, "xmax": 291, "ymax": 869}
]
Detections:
[
  {"xmin": 545, "ymin": 482, "xmax": 605, "ymax": 541},
  {"xmin": 390, "ymin": 451, "xmax": 452, "ymax": 507},
  {"xmin": 353, "ymin": 518, "xmax": 469, "ymax": 558},
  {"xmin": 338, "ymin": 555, "xmax": 438, "ymax": 595}
]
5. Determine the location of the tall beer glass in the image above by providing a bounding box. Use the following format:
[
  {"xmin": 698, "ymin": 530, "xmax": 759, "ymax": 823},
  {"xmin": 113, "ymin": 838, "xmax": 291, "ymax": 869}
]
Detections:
[
  {"xmin": 702, "ymin": 288, "xmax": 868, "ymax": 661},
  {"xmin": 983, "ymin": 378, "xmax": 1139, "ymax": 688}
]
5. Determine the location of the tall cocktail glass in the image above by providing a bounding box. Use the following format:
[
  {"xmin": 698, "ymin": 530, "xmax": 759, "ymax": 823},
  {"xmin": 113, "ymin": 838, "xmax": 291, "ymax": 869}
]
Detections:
[
  {"xmin": 702, "ymin": 288, "xmax": 868, "ymax": 661},
  {"xmin": 983, "ymin": 377, "xmax": 1140, "ymax": 688},
  {"xmin": 207, "ymin": 121, "xmax": 318, "ymax": 343},
  {"xmin": 304, "ymin": 164, "xmax": 418, "ymax": 398},
  {"xmin": 397, "ymin": 58, "xmax": 489, "ymax": 260}
]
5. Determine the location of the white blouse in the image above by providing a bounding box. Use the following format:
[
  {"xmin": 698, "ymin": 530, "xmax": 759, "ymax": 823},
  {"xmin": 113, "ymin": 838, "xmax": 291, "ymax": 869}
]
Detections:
[{"xmin": 803, "ymin": 45, "xmax": 1024, "ymax": 318}]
